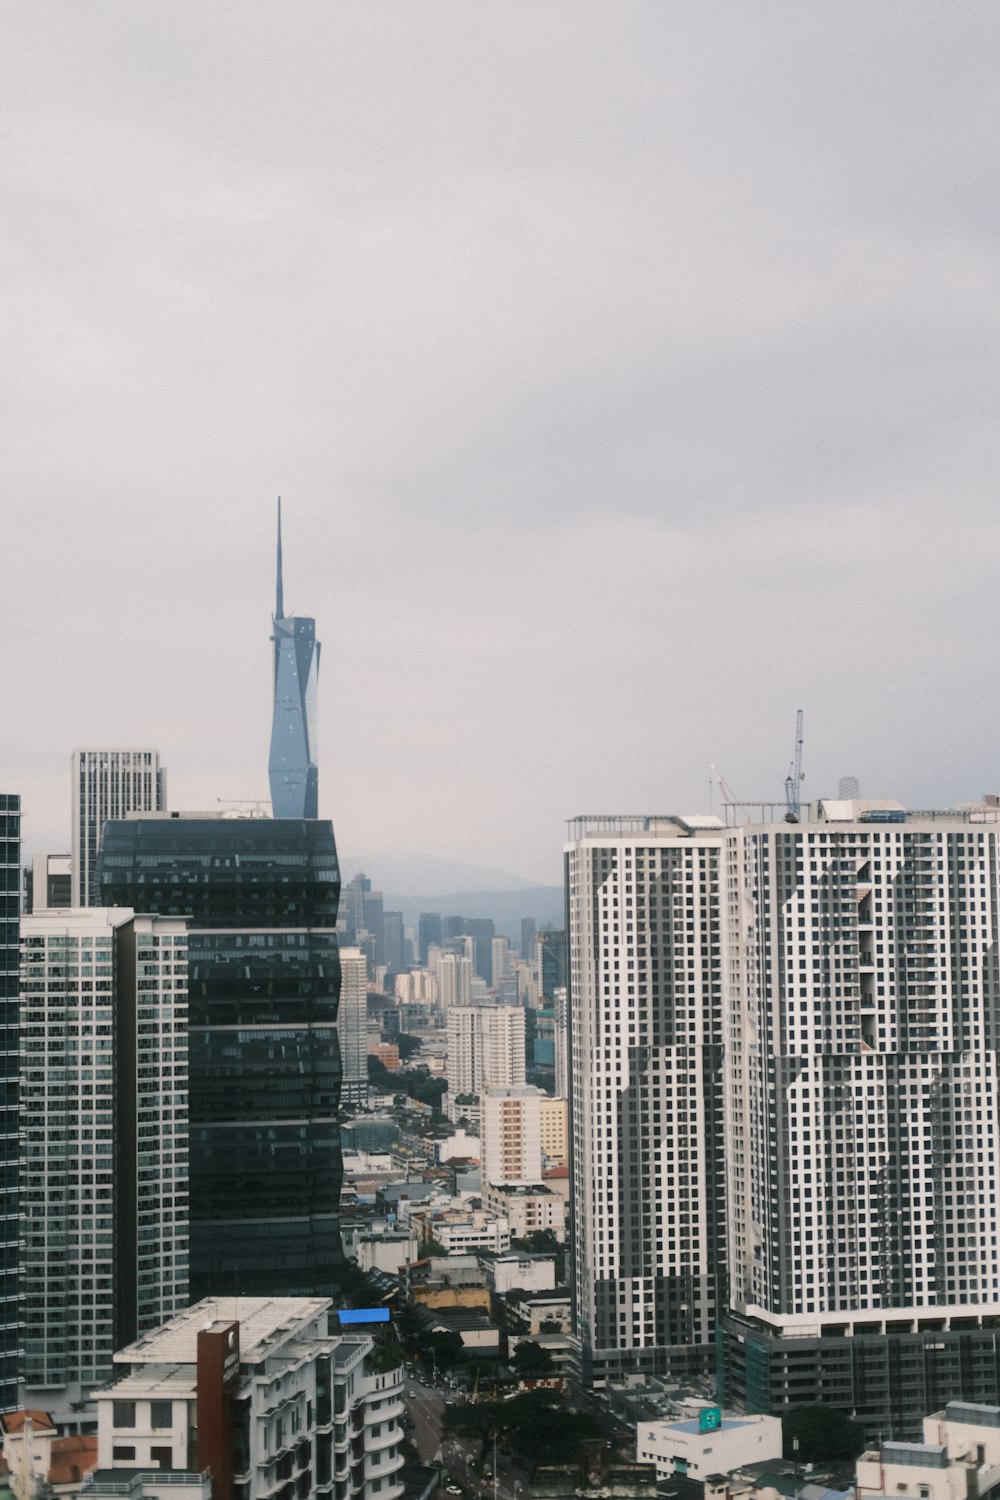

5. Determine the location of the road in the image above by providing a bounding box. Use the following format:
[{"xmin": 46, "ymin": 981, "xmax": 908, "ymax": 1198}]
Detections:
[
  {"xmin": 405, "ymin": 1378, "xmax": 445, "ymax": 1463},
  {"xmin": 402, "ymin": 1382, "xmax": 525, "ymax": 1500}
]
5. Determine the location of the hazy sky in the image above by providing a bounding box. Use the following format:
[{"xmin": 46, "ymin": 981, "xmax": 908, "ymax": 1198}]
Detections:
[{"xmin": 5, "ymin": 4, "xmax": 1000, "ymax": 886}]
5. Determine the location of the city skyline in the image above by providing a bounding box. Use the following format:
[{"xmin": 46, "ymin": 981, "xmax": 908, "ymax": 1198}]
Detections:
[{"xmin": 5, "ymin": 6, "xmax": 1000, "ymax": 885}]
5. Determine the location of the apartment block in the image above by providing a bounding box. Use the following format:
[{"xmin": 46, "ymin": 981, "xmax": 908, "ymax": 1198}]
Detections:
[
  {"xmin": 71, "ymin": 751, "xmax": 165, "ymax": 907},
  {"xmin": 565, "ymin": 815, "xmax": 727, "ymax": 1386},
  {"xmin": 20, "ymin": 908, "xmax": 189, "ymax": 1416},
  {"xmin": 720, "ymin": 802, "xmax": 1000, "ymax": 1436},
  {"xmin": 94, "ymin": 1296, "xmax": 404, "ymax": 1500}
]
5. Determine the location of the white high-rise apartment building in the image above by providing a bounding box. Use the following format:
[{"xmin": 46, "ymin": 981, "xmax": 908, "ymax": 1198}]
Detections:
[
  {"xmin": 481, "ymin": 1086, "xmax": 543, "ymax": 1185},
  {"xmin": 565, "ymin": 814, "xmax": 727, "ymax": 1386},
  {"xmin": 720, "ymin": 801, "xmax": 1000, "ymax": 1434},
  {"xmin": 20, "ymin": 908, "xmax": 189, "ymax": 1421},
  {"xmin": 567, "ymin": 799, "xmax": 1000, "ymax": 1437},
  {"xmin": 435, "ymin": 951, "xmax": 473, "ymax": 1010},
  {"xmin": 71, "ymin": 750, "xmax": 166, "ymax": 906},
  {"xmin": 445, "ymin": 1005, "xmax": 525, "ymax": 1124},
  {"xmin": 338, "ymin": 946, "xmax": 369, "ymax": 1106}
]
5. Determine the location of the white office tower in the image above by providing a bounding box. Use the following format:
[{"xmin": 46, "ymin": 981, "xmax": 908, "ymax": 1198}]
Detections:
[
  {"xmin": 337, "ymin": 947, "xmax": 369, "ymax": 1106},
  {"xmin": 720, "ymin": 801, "xmax": 1000, "ymax": 1437},
  {"xmin": 435, "ymin": 951, "xmax": 473, "ymax": 1010},
  {"xmin": 481, "ymin": 1086, "xmax": 543, "ymax": 1184},
  {"xmin": 20, "ymin": 908, "xmax": 188, "ymax": 1422},
  {"xmin": 565, "ymin": 815, "xmax": 727, "ymax": 1386},
  {"xmin": 71, "ymin": 750, "xmax": 166, "ymax": 906},
  {"xmin": 445, "ymin": 1005, "xmax": 525, "ymax": 1125}
]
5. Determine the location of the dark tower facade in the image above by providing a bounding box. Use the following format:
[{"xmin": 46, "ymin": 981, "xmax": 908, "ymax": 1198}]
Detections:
[
  {"xmin": 99, "ymin": 815, "xmax": 343, "ymax": 1299},
  {"xmin": 0, "ymin": 795, "xmax": 19, "ymax": 1411},
  {"xmin": 269, "ymin": 500, "xmax": 320, "ymax": 820}
]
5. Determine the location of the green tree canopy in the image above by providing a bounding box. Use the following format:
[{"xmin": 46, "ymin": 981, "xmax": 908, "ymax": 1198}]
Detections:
[
  {"xmin": 442, "ymin": 1390, "xmax": 600, "ymax": 1469},
  {"xmin": 512, "ymin": 1340, "xmax": 555, "ymax": 1375},
  {"xmin": 782, "ymin": 1404, "xmax": 866, "ymax": 1463}
]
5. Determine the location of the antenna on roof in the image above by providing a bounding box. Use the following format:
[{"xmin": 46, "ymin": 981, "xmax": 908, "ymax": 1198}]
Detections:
[{"xmin": 275, "ymin": 496, "xmax": 284, "ymax": 620}]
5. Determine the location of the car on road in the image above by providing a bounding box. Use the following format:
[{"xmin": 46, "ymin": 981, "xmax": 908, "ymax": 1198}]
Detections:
[{"xmin": 408, "ymin": 1388, "xmax": 417, "ymax": 1396}]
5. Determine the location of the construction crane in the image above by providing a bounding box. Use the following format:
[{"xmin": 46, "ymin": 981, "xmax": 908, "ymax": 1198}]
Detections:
[
  {"xmin": 709, "ymin": 763, "xmax": 738, "ymax": 813},
  {"xmin": 784, "ymin": 710, "xmax": 804, "ymax": 823}
]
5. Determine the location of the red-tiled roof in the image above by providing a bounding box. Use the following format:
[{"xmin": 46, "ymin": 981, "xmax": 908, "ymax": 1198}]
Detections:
[
  {"xmin": 49, "ymin": 1435, "xmax": 98, "ymax": 1486},
  {"xmin": 1, "ymin": 1410, "xmax": 56, "ymax": 1436}
]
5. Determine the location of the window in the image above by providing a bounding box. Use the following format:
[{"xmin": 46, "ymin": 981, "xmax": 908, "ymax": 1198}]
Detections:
[
  {"xmin": 151, "ymin": 1400, "xmax": 173, "ymax": 1430},
  {"xmin": 114, "ymin": 1402, "xmax": 137, "ymax": 1428},
  {"xmin": 113, "ymin": 1447, "xmax": 136, "ymax": 1461}
]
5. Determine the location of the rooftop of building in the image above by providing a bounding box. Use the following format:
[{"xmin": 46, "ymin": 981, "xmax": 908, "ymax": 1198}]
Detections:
[
  {"xmin": 567, "ymin": 799, "xmax": 1000, "ymax": 842},
  {"xmin": 113, "ymin": 1296, "xmax": 333, "ymax": 1367},
  {"xmin": 1, "ymin": 1410, "xmax": 57, "ymax": 1436},
  {"xmin": 486, "ymin": 1182, "xmax": 557, "ymax": 1198},
  {"xmin": 48, "ymin": 1435, "xmax": 99, "ymax": 1485}
]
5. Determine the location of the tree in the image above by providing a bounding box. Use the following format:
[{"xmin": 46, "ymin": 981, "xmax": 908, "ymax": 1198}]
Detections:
[
  {"xmin": 397, "ymin": 1033, "xmax": 423, "ymax": 1061},
  {"xmin": 442, "ymin": 1390, "xmax": 600, "ymax": 1470},
  {"xmin": 512, "ymin": 1340, "xmax": 555, "ymax": 1376},
  {"xmin": 511, "ymin": 1228, "xmax": 566, "ymax": 1282},
  {"xmin": 782, "ymin": 1404, "xmax": 866, "ymax": 1463},
  {"xmin": 422, "ymin": 1328, "xmax": 465, "ymax": 1374}
]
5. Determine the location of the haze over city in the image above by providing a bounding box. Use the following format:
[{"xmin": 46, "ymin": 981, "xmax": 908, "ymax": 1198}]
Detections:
[{"xmin": 6, "ymin": 4, "xmax": 1000, "ymax": 884}]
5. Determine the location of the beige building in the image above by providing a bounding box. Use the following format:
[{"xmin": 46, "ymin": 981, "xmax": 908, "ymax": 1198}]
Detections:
[
  {"xmin": 483, "ymin": 1181, "xmax": 566, "ymax": 1241},
  {"xmin": 539, "ymin": 1096, "xmax": 568, "ymax": 1166},
  {"xmin": 482, "ymin": 1086, "xmax": 543, "ymax": 1184}
]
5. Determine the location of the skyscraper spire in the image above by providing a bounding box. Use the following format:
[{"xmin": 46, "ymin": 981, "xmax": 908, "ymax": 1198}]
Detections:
[
  {"xmin": 275, "ymin": 495, "xmax": 285, "ymax": 621},
  {"xmin": 268, "ymin": 501, "xmax": 320, "ymax": 819}
]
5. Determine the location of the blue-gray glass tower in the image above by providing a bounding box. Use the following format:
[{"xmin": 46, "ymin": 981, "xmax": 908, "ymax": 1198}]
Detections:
[
  {"xmin": 0, "ymin": 797, "xmax": 19, "ymax": 1410},
  {"xmin": 99, "ymin": 816, "xmax": 343, "ymax": 1299},
  {"xmin": 269, "ymin": 500, "xmax": 319, "ymax": 820}
]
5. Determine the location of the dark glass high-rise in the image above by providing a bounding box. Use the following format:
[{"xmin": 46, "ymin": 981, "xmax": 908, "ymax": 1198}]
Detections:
[{"xmin": 99, "ymin": 815, "xmax": 343, "ymax": 1299}]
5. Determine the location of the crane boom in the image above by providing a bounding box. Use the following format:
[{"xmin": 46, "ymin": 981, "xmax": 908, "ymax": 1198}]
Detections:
[{"xmin": 784, "ymin": 710, "xmax": 804, "ymax": 823}]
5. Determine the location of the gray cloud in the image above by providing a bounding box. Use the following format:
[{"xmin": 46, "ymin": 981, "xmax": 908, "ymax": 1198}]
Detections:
[{"xmin": 4, "ymin": 2, "xmax": 1000, "ymax": 884}]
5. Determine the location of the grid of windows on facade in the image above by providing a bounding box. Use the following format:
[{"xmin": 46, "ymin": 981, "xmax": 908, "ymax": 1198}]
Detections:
[
  {"xmin": 72, "ymin": 750, "xmax": 165, "ymax": 907},
  {"xmin": 0, "ymin": 796, "xmax": 20, "ymax": 1412},
  {"xmin": 20, "ymin": 911, "xmax": 190, "ymax": 1393},
  {"xmin": 732, "ymin": 823, "xmax": 1000, "ymax": 1321},
  {"xmin": 96, "ymin": 817, "xmax": 343, "ymax": 1300},
  {"xmin": 567, "ymin": 823, "xmax": 726, "ymax": 1382}
]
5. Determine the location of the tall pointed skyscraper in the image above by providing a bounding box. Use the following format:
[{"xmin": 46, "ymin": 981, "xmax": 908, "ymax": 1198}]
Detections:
[{"xmin": 269, "ymin": 498, "xmax": 320, "ymax": 819}]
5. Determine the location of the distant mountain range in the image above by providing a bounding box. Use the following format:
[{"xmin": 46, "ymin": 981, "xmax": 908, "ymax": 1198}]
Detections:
[{"xmin": 339, "ymin": 853, "xmax": 563, "ymax": 942}]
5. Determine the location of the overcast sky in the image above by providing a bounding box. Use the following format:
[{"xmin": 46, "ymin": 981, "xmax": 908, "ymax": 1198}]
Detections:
[{"xmin": 5, "ymin": 3, "xmax": 1000, "ymax": 887}]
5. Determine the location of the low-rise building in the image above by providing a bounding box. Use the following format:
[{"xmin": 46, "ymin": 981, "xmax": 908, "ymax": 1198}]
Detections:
[
  {"xmin": 481, "ymin": 1254, "xmax": 556, "ymax": 1295},
  {"xmin": 856, "ymin": 1400, "xmax": 1000, "ymax": 1500},
  {"xmin": 93, "ymin": 1297, "xmax": 405, "ymax": 1500},
  {"xmin": 482, "ymin": 1182, "xmax": 566, "ymax": 1241},
  {"xmin": 1, "ymin": 1411, "xmax": 98, "ymax": 1500},
  {"xmin": 408, "ymin": 1207, "xmax": 510, "ymax": 1255},
  {"xmin": 503, "ymin": 1292, "xmax": 571, "ymax": 1336},
  {"xmin": 356, "ymin": 1232, "xmax": 421, "ymax": 1277},
  {"xmin": 636, "ymin": 1411, "xmax": 782, "ymax": 1484}
]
